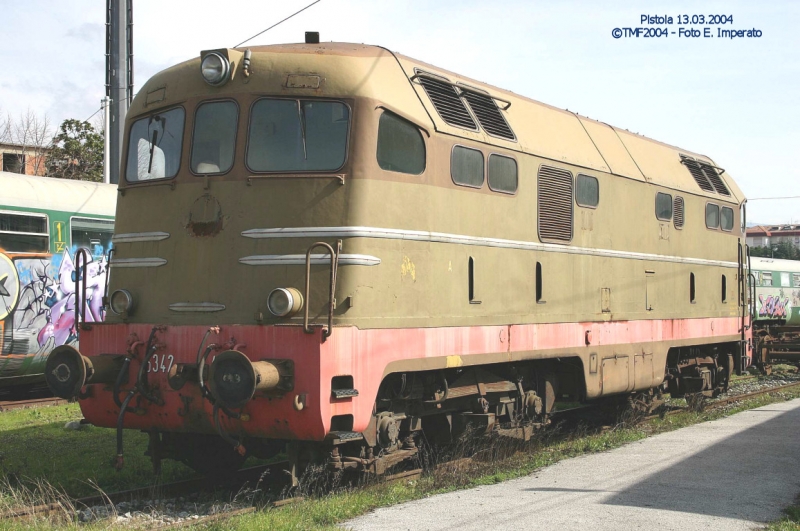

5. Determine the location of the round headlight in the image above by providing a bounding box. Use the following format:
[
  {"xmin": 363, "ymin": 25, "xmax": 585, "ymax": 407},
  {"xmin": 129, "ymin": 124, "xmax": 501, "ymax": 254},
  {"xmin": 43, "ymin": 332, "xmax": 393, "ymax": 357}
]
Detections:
[
  {"xmin": 109, "ymin": 289, "xmax": 134, "ymax": 315},
  {"xmin": 267, "ymin": 288, "xmax": 303, "ymax": 317},
  {"xmin": 201, "ymin": 53, "xmax": 230, "ymax": 86}
]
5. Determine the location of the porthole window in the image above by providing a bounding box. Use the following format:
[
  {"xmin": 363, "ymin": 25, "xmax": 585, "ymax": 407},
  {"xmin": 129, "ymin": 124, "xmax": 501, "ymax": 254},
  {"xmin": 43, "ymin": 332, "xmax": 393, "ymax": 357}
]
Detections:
[
  {"xmin": 376, "ymin": 111, "xmax": 425, "ymax": 175},
  {"xmin": 706, "ymin": 203, "xmax": 720, "ymax": 229},
  {"xmin": 655, "ymin": 192, "xmax": 673, "ymax": 221},
  {"xmin": 576, "ymin": 174, "xmax": 599, "ymax": 208},
  {"xmin": 720, "ymin": 206, "xmax": 734, "ymax": 231},
  {"xmin": 488, "ymin": 154, "xmax": 517, "ymax": 193},
  {"xmin": 451, "ymin": 146, "xmax": 484, "ymax": 188}
]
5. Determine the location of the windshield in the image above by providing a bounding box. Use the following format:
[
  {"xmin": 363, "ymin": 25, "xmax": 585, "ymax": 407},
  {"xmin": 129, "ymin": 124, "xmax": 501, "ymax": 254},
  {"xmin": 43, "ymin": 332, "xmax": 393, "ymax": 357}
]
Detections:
[
  {"xmin": 247, "ymin": 99, "xmax": 349, "ymax": 172},
  {"xmin": 191, "ymin": 101, "xmax": 238, "ymax": 174},
  {"xmin": 125, "ymin": 107, "xmax": 185, "ymax": 181}
]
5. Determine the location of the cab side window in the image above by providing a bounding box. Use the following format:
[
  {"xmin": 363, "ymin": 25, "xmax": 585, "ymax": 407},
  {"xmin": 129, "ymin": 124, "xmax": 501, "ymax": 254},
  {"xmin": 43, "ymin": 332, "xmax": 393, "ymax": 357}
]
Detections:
[{"xmin": 376, "ymin": 111, "xmax": 425, "ymax": 175}]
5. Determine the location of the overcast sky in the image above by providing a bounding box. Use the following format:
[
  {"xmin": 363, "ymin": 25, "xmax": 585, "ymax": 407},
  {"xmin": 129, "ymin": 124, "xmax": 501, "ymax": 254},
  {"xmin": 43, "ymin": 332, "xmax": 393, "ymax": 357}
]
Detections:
[{"xmin": 1, "ymin": 0, "xmax": 797, "ymax": 224}]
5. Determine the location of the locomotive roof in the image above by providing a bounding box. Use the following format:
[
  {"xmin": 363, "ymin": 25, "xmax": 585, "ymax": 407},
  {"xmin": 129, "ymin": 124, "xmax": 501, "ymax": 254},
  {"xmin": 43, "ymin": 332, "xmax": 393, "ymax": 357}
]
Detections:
[
  {"xmin": 0, "ymin": 171, "xmax": 117, "ymax": 216},
  {"xmin": 132, "ymin": 42, "xmax": 743, "ymax": 203}
]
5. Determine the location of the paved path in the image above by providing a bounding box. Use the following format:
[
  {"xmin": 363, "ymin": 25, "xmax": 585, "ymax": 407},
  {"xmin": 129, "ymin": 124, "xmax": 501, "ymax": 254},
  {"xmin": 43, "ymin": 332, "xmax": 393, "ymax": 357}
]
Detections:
[{"xmin": 344, "ymin": 399, "xmax": 800, "ymax": 531}]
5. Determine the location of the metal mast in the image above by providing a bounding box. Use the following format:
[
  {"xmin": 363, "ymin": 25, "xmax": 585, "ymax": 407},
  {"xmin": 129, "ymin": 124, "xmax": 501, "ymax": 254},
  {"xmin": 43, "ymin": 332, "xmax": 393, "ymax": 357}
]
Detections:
[{"xmin": 105, "ymin": 0, "xmax": 133, "ymax": 185}]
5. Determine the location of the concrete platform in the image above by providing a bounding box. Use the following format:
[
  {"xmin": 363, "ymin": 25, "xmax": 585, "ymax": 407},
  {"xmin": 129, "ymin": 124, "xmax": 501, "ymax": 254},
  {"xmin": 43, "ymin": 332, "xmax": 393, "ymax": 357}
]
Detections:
[{"xmin": 344, "ymin": 398, "xmax": 800, "ymax": 531}]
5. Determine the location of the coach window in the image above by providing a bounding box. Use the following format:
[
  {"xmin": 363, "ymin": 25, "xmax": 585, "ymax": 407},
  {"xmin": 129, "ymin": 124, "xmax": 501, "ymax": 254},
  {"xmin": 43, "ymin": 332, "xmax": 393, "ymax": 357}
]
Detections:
[
  {"xmin": 705, "ymin": 203, "xmax": 720, "ymax": 229},
  {"xmin": 761, "ymin": 272, "xmax": 773, "ymax": 286},
  {"xmin": 576, "ymin": 174, "xmax": 599, "ymax": 208},
  {"xmin": 0, "ymin": 212, "xmax": 48, "ymax": 252},
  {"xmin": 451, "ymin": 146, "xmax": 484, "ymax": 188},
  {"xmin": 793, "ymin": 273, "xmax": 800, "ymax": 287},
  {"xmin": 655, "ymin": 192, "xmax": 672, "ymax": 221},
  {"xmin": 376, "ymin": 111, "xmax": 425, "ymax": 175},
  {"xmin": 247, "ymin": 99, "xmax": 350, "ymax": 172},
  {"xmin": 191, "ymin": 101, "xmax": 238, "ymax": 175},
  {"xmin": 125, "ymin": 107, "xmax": 185, "ymax": 181},
  {"xmin": 781, "ymin": 272, "xmax": 791, "ymax": 287},
  {"xmin": 720, "ymin": 206, "xmax": 734, "ymax": 231},
  {"xmin": 71, "ymin": 217, "xmax": 115, "ymax": 258},
  {"xmin": 487, "ymin": 154, "xmax": 517, "ymax": 193}
]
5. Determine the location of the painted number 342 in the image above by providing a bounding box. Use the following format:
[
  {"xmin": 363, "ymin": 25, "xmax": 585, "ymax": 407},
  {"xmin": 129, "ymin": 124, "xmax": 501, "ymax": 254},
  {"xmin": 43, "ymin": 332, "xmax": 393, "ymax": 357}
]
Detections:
[{"xmin": 147, "ymin": 354, "xmax": 175, "ymax": 374}]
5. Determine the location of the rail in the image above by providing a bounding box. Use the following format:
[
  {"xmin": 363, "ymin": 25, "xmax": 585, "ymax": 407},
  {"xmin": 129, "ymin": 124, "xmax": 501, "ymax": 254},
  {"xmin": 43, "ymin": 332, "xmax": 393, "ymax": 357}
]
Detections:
[{"xmin": 303, "ymin": 240, "xmax": 342, "ymax": 341}]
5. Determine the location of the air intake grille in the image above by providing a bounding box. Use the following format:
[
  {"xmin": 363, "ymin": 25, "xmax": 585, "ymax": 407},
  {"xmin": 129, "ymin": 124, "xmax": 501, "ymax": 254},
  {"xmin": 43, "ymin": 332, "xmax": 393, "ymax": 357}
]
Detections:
[
  {"xmin": 673, "ymin": 196, "xmax": 685, "ymax": 229},
  {"xmin": 699, "ymin": 162, "xmax": 730, "ymax": 196},
  {"xmin": 462, "ymin": 90, "xmax": 515, "ymax": 140},
  {"xmin": 418, "ymin": 76, "xmax": 477, "ymax": 130},
  {"xmin": 681, "ymin": 156, "xmax": 715, "ymax": 193},
  {"xmin": 538, "ymin": 165, "xmax": 573, "ymax": 243}
]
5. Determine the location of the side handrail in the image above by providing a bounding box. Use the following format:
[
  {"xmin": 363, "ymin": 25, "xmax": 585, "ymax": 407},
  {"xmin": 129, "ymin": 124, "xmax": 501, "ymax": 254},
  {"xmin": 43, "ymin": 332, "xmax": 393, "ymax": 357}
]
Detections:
[
  {"xmin": 102, "ymin": 247, "xmax": 116, "ymax": 314},
  {"xmin": 74, "ymin": 248, "xmax": 90, "ymax": 332},
  {"xmin": 303, "ymin": 240, "xmax": 342, "ymax": 342}
]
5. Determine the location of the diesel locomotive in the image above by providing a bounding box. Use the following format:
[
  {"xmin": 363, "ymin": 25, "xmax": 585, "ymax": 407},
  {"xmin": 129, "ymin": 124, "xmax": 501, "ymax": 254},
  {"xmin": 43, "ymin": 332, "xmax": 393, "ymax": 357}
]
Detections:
[{"xmin": 45, "ymin": 38, "xmax": 751, "ymax": 478}]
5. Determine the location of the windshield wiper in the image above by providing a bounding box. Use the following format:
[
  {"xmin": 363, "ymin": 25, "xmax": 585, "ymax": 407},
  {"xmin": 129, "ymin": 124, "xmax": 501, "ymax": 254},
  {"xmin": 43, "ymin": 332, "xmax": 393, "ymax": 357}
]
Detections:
[
  {"xmin": 148, "ymin": 129, "xmax": 159, "ymax": 173},
  {"xmin": 297, "ymin": 101, "xmax": 308, "ymax": 160}
]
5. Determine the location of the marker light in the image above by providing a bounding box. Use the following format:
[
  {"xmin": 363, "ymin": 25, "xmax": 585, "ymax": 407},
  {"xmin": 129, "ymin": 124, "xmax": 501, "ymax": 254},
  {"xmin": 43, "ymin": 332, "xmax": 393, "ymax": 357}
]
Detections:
[
  {"xmin": 267, "ymin": 288, "xmax": 304, "ymax": 317},
  {"xmin": 201, "ymin": 53, "xmax": 230, "ymax": 86},
  {"xmin": 109, "ymin": 289, "xmax": 134, "ymax": 315}
]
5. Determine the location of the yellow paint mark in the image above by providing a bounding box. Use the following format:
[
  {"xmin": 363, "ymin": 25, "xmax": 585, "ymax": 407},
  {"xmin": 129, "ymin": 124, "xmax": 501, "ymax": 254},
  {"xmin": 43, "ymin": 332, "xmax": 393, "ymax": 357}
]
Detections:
[
  {"xmin": 401, "ymin": 255, "xmax": 416, "ymax": 282},
  {"xmin": 448, "ymin": 260, "xmax": 452, "ymax": 272},
  {"xmin": 446, "ymin": 355, "xmax": 463, "ymax": 368}
]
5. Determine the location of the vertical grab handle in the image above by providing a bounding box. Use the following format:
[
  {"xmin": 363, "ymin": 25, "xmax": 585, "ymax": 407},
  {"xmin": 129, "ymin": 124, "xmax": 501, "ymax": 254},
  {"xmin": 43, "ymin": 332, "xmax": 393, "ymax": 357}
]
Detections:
[
  {"xmin": 102, "ymin": 247, "xmax": 116, "ymax": 316},
  {"xmin": 303, "ymin": 240, "xmax": 342, "ymax": 342},
  {"xmin": 74, "ymin": 248, "xmax": 90, "ymax": 332}
]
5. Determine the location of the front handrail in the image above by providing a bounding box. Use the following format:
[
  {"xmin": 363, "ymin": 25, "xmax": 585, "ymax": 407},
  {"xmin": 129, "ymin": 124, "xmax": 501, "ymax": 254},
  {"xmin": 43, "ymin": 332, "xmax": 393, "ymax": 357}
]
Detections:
[
  {"xmin": 303, "ymin": 240, "xmax": 342, "ymax": 341},
  {"xmin": 102, "ymin": 247, "xmax": 115, "ymax": 315},
  {"xmin": 74, "ymin": 248, "xmax": 90, "ymax": 332}
]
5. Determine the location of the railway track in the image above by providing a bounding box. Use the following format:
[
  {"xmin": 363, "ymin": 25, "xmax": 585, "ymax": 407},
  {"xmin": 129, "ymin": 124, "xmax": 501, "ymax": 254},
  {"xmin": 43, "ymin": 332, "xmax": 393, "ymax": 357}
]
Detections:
[
  {"xmin": 3, "ymin": 378, "xmax": 798, "ymax": 527},
  {"xmin": 0, "ymin": 397, "xmax": 67, "ymax": 411}
]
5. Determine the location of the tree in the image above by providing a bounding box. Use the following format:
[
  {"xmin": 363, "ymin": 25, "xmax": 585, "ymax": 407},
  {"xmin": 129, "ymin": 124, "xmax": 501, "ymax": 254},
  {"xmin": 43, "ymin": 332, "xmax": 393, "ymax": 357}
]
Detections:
[
  {"xmin": 46, "ymin": 119, "xmax": 104, "ymax": 182},
  {"xmin": 750, "ymin": 241, "xmax": 800, "ymax": 260},
  {"xmin": 0, "ymin": 108, "xmax": 52, "ymax": 175}
]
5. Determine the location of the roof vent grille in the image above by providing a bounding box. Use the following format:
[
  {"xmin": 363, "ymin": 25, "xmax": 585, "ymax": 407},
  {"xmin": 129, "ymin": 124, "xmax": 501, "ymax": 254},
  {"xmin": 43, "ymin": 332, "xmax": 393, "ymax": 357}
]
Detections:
[
  {"xmin": 461, "ymin": 90, "xmax": 515, "ymax": 141},
  {"xmin": 680, "ymin": 155, "xmax": 715, "ymax": 193},
  {"xmin": 699, "ymin": 162, "xmax": 730, "ymax": 196},
  {"xmin": 417, "ymin": 75, "xmax": 477, "ymax": 130}
]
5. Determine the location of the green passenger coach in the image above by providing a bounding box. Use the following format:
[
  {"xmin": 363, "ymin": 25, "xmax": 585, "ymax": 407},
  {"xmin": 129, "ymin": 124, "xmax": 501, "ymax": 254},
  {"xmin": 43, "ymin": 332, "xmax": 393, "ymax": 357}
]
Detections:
[{"xmin": 0, "ymin": 171, "xmax": 117, "ymax": 391}]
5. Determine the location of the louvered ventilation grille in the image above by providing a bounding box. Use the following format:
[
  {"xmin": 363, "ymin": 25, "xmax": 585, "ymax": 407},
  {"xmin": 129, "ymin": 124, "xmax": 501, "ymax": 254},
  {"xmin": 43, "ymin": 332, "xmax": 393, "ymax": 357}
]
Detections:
[
  {"xmin": 462, "ymin": 90, "xmax": 515, "ymax": 140},
  {"xmin": 699, "ymin": 162, "xmax": 730, "ymax": 196},
  {"xmin": 418, "ymin": 76, "xmax": 477, "ymax": 130},
  {"xmin": 681, "ymin": 156, "xmax": 715, "ymax": 193},
  {"xmin": 674, "ymin": 196, "xmax": 685, "ymax": 229},
  {"xmin": 537, "ymin": 166, "xmax": 574, "ymax": 242}
]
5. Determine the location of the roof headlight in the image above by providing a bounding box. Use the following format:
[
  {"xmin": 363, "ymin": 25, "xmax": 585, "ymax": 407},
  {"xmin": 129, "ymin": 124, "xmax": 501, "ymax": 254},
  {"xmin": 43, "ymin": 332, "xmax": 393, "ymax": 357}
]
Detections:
[
  {"xmin": 109, "ymin": 289, "xmax": 134, "ymax": 316},
  {"xmin": 267, "ymin": 288, "xmax": 304, "ymax": 317},
  {"xmin": 201, "ymin": 53, "xmax": 230, "ymax": 86}
]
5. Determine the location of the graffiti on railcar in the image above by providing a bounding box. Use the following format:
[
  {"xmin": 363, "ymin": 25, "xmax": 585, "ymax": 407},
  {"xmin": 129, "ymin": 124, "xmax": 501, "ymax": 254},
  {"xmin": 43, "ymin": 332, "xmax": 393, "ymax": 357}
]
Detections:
[
  {"xmin": 0, "ymin": 245, "xmax": 109, "ymax": 358},
  {"xmin": 758, "ymin": 293, "xmax": 791, "ymax": 319}
]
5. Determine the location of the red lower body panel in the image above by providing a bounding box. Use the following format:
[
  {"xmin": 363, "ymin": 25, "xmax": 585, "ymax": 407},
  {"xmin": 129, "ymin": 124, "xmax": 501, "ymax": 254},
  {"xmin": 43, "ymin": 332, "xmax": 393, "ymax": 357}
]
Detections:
[{"xmin": 78, "ymin": 316, "xmax": 745, "ymax": 441}]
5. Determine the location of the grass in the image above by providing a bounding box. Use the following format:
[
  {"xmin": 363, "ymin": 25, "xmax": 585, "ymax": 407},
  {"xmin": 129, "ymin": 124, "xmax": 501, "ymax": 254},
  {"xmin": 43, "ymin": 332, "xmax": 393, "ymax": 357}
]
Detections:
[
  {"xmin": 0, "ymin": 379, "xmax": 798, "ymax": 530},
  {"xmin": 0, "ymin": 403, "xmax": 199, "ymax": 500},
  {"xmin": 767, "ymin": 496, "xmax": 800, "ymax": 531}
]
